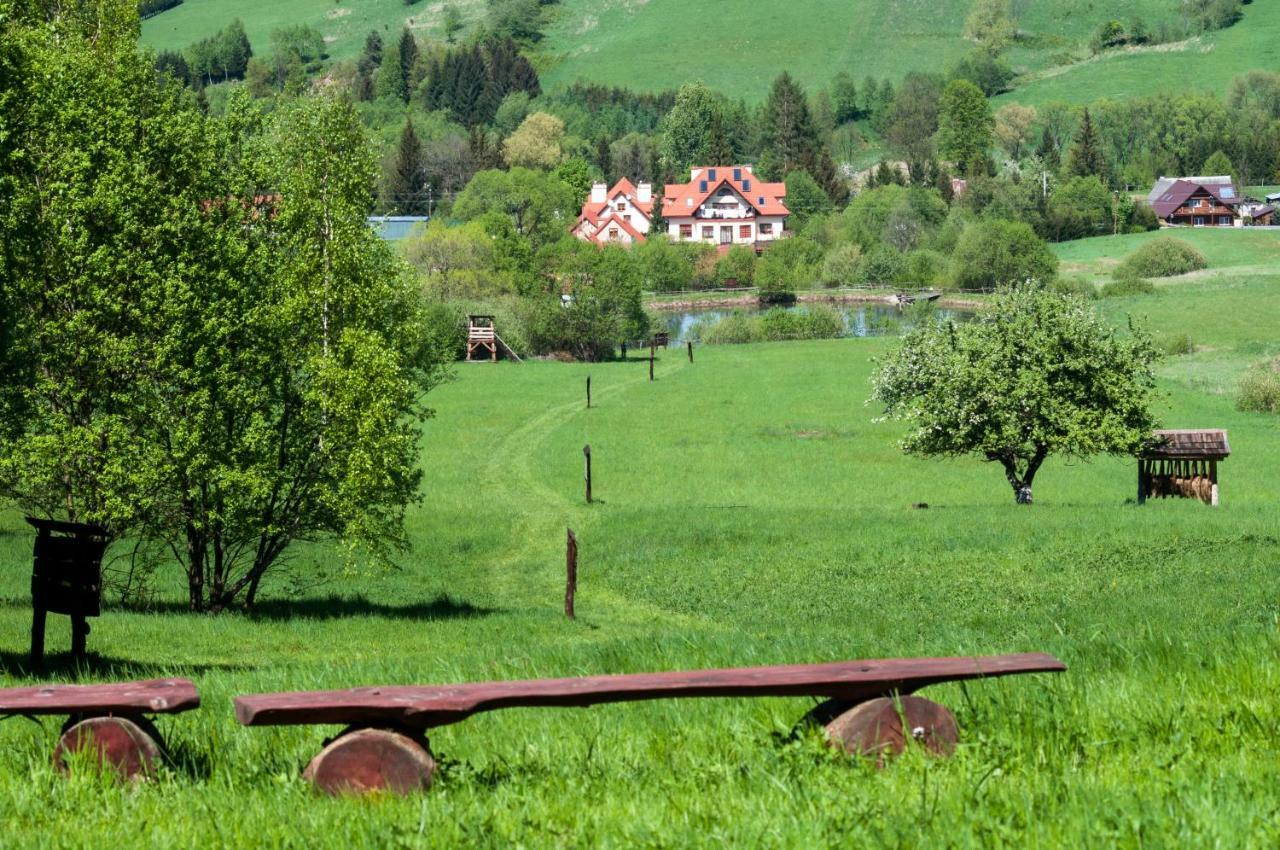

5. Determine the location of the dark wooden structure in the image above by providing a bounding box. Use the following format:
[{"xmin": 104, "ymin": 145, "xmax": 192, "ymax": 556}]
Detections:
[
  {"xmin": 26, "ymin": 518, "xmax": 109, "ymax": 665},
  {"xmin": 1139, "ymin": 429, "xmax": 1229, "ymax": 506},
  {"xmin": 235, "ymin": 653, "xmax": 1065, "ymax": 795},
  {"xmin": 652, "ymin": 331, "xmax": 669, "ymax": 349},
  {"xmin": 0, "ymin": 679, "xmax": 200, "ymax": 779}
]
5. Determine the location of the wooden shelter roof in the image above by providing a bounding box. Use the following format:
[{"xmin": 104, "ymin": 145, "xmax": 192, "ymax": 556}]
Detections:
[{"xmin": 1145, "ymin": 429, "xmax": 1230, "ymax": 460}]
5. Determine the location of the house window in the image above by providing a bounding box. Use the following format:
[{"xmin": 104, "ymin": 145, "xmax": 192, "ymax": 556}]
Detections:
[
  {"xmin": 1218, "ymin": 216, "xmax": 1232, "ymax": 225},
  {"xmin": 719, "ymin": 226, "xmax": 732, "ymax": 244},
  {"xmin": 680, "ymin": 223, "xmax": 693, "ymax": 238},
  {"xmin": 616, "ymin": 202, "xmax": 626, "ymax": 211},
  {"xmin": 739, "ymin": 224, "xmax": 751, "ymax": 239},
  {"xmin": 759, "ymin": 222, "xmax": 773, "ymax": 235},
  {"xmin": 1193, "ymin": 216, "xmax": 1206, "ymax": 226},
  {"xmin": 608, "ymin": 228, "xmax": 619, "ymax": 240},
  {"xmin": 701, "ymin": 226, "xmax": 714, "ymax": 240},
  {"xmin": 623, "ymin": 214, "xmax": 631, "ymax": 222}
]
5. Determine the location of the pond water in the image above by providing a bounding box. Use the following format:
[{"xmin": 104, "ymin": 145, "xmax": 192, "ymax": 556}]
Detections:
[{"xmin": 656, "ymin": 301, "xmax": 976, "ymax": 344}]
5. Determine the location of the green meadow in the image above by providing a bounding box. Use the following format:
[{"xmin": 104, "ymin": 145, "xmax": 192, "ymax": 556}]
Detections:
[
  {"xmin": 1, "ymin": 240, "xmax": 1279, "ymax": 845},
  {"xmin": 137, "ymin": 0, "xmax": 1280, "ymax": 107}
]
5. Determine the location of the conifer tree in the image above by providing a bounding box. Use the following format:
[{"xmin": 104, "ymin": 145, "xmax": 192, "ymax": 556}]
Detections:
[
  {"xmin": 1036, "ymin": 126, "xmax": 1060, "ymax": 169},
  {"xmin": 399, "ymin": 27, "xmax": 419, "ymax": 95},
  {"xmin": 595, "ymin": 136, "xmax": 612, "ymax": 181},
  {"xmin": 388, "ymin": 119, "xmax": 427, "ymax": 214},
  {"xmin": 375, "ymin": 37, "xmax": 407, "ymax": 102},
  {"xmin": 1064, "ymin": 108, "xmax": 1106, "ymax": 179},
  {"xmin": 707, "ymin": 111, "xmax": 734, "ymax": 165}
]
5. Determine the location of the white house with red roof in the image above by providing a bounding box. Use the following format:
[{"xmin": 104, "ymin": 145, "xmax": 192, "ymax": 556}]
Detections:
[
  {"xmin": 571, "ymin": 178, "xmax": 654, "ymax": 245},
  {"xmin": 662, "ymin": 165, "xmax": 789, "ymax": 248}
]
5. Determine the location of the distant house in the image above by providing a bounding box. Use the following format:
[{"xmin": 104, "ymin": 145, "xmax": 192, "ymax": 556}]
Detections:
[
  {"xmin": 571, "ymin": 178, "xmax": 654, "ymax": 245},
  {"xmin": 1266, "ymin": 191, "xmax": 1280, "ymax": 204},
  {"xmin": 662, "ymin": 165, "xmax": 789, "ymax": 249},
  {"xmin": 368, "ymin": 215, "xmax": 429, "ymax": 240},
  {"xmin": 1147, "ymin": 176, "xmax": 1260, "ymax": 227}
]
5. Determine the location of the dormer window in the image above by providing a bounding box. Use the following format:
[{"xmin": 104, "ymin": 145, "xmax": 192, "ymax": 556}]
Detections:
[
  {"xmin": 709, "ymin": 169, "xmax": 717, "ymax": 181},
  {"xmin": 733, "ymin": 168, "xmax": 742, "ymax": 181}
]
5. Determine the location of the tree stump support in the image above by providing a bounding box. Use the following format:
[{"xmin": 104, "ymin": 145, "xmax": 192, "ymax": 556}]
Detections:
[
  {"xmin": 54, "ymin": 714, "xmax": 165, "ymax": 780},
  {"xmin": 303, "ymin": 726, "xmax": 436, "ymax": 796},
  {"xmin": 822, "ymin": 696, "xmax": 958, "ymax": 765}
]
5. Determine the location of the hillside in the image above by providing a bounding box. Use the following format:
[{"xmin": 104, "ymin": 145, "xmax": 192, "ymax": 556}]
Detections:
[
  {"xmin": 1005, "ymin": 0, "xmax": 1280, "ymax": 107},
  {"xmin": 539, "ymin": 0, "xmax": 1181, "ymax": 98},
  {"xmin": 139, "ymin": 0, "xmax": 488, "ymax": 63}
]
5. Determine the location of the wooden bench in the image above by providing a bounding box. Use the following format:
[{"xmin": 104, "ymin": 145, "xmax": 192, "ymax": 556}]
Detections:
[
  {"xmin": 0, "ymin": 678, "xmax": 200, "ymax": 779},
  {"xmin": 236, "ymin": 653, "xmax": 1065, "ymax": 795}
]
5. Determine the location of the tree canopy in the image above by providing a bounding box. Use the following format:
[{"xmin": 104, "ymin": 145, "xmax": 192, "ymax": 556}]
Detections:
[{"xmin": 872, "ymin": 285, "xmax": 1160, "ymax": 503}]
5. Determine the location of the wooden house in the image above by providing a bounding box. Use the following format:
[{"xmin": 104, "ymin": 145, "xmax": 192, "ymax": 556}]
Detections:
[{"xmin": 1147, "ymin": 176, "xmax": 1244, "ymax": 227}]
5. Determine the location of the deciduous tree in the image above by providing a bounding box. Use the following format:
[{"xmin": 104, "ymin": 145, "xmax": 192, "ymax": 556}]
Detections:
[{"xmin": 872, "ymin": 285, "xmax": 1159, "ymax": 504}]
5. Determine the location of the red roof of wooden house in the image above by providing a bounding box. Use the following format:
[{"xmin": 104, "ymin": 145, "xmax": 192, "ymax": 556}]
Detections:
[{"xmin": 1150, "ymin": 180, "xmax": 1242, "ymax": 218}]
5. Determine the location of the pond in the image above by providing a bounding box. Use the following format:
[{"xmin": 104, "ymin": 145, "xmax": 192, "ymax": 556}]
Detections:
[{"xmin": 654, "ymin": 301, "xmax": 977, "ymax": 344}]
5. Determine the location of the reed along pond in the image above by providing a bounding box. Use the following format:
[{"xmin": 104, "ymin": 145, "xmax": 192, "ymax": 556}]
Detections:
[{"xmin": 654, "ymin": 301, "xmax": 977, "ymax": 345}]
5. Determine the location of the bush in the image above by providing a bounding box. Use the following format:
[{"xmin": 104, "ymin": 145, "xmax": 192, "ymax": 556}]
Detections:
[
  {"xmin": 949, "ymin": 220, "xmax": 1059, "ymax": 290},
  {"xmin": 858, "ymin": 245, "xmax": 907, "ymax": 285},
  {"xmin": 716, "ymin": 245, "xmax": 757, "ymax": 288},
  {"xmin": 820, "ymin": 244, "xmax": 863, "ymax": 287},
  {"xmin": 905, "ymin": 250, "xmax": 946, "ymax": 287},
  {"xmin": 1128, "ymin": 203, "xmax": 1160, "ymax": 233},
  {"xmin": 1156, "ymin": 332, "xmax": 1195, "ymax": 356},
  {"xmin": 696, "ymin": 307, "xmax": 846, "ymax": 345},
  {"xmin": 1114, "ymin": 237, "xmax": 1208, "ymax": 279},
  {"xmin": 1051, "ymin": 276, "xmax": 1099, "ymax": 300},
  {"xmin": 1237, "ymin": 358, "xmax": 1280, "ymax": 414},
  {"xmin": 1100, "ymin": 276, "xmax": 1157, "ymax": 298}
]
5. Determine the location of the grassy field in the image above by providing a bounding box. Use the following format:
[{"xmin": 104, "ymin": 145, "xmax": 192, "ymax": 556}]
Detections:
[
  {"xmin": 139, "ymin": 0, "xmax": 490, "ymax": 63},
  {"xmin": 0, "ymin": 252, "xmax": 1279, "ymax": 845},
  {"xmin": 1004, "ymin": 0, "xmax": 1280, "ymax": 108},
  {"xmin": 137, "ymin": 0, "xmax": 1275, "ymax": 106}
]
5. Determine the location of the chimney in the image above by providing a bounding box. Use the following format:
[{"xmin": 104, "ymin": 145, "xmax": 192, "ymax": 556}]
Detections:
[
  {"xmin": 590, "ymin": 182, "xmax": 607, "ymax": 204},
  {"xmin": 636, "ymin": 182, "xmax": 652, "ymax": 203}
]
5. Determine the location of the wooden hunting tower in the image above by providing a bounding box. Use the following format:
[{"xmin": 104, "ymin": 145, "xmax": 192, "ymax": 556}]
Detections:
[
  {"xmin": 1138, "ymin": 429, "xmax": 1229, "ymax": 506},
  {"xmin": 26, "ymin": 518, "xmax": 109, "ymax": 664},
  {"xmin": 467, "ymin": 315, "xmax": 497, "ymax": 362}
]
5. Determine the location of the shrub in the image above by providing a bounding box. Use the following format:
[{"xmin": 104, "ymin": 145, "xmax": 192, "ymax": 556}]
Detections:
[
  {"xmin": 858, "ymin": 245, "xmax": 907, "ymax": 285},
  {"xmin": 1114, "ymin": 237, "xmax": 1207, "ymax": 279},
  {"xmin": 716, "ymin": 245, "xmax": 757, "ymax": 288},
  {"xmin": 1237, "ymin": 358, "xmax": 1280, "ymax": 414},
  {"xmin": 949, "ymin": 220, "xmax": 1058, "ymax": 290},
  {"xmin": 905, "ymin": 250, "xmax": 946, "ymax": 287},
  {"xmin": 820, "ymin": 244, "xmax": 863, "ymax": 287},
  {"xmin": 697, "ymin": 307, "xmax": 846, "ymax": 345},
  {"xmin": 1128, "ymin": 203, "xmax": 1160, "ymax": 233},
  {"xmin": 1100, "ymin": 276, "xmax": 1157, "ymax": 298},
  {"xmin": 1051, "ymin": 276, "xmax": 1099, "ymax": 300},
  {"xmin": 1156, "ymin": 332, "xmax": 1195, "ymax": 356},
  {"xmin": 697, "ymin": 312, "xmax": 756, "ymax": 345}
]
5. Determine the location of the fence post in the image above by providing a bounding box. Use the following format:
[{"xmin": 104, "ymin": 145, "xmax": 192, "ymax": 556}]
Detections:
[
  {"xmin": 583, "ymin": 444, "xmax": 592, "ymax": 504},
  {"xmin": 586, "ymin": 375, "xmax": 591, "ymax": 409},
  {"xmin": 565, "ymin": 528, "xmax": 577, "ymax": 620},
  {"xmin": 687, "ymin": 341, "xmax": 693, "ymax": 363},
  {"xmin": 649, "ymin": 342, "xmax": 655, "ymax": 381}
]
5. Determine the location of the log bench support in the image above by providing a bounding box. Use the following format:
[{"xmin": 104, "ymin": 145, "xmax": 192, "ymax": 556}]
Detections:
[
  {"xmin": 0, "ymin": 679, "xmax": 199, "ymax": 781},
  {"xmin": 303, "ymin": 725, "xmax": 436, "ymax": 795},
  {"xmin": 236, "ymin": 653, "xmax": 1064, "ymax": 796}
]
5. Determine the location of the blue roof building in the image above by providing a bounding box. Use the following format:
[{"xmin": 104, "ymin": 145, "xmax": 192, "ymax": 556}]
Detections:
[{"xmin": 367, "ymin": 216, "xmax": 430, "ymax": 240}]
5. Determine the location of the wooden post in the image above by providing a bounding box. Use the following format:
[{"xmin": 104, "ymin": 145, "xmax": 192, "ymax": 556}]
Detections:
[
  {"xmin": 565, "ymin": 529, "xmax": 577, "ymax": 620},
  {"xmin": 1210, "ymin": 460, "xmax": 1219, "ymax": 507},
  {"xmin": 586, "ymin": 375, "xmax": 591, "ymax": 409},
  {"xmin": 649, "ymin": 342, "xmax": 655, "ymax": 382},
  {"xmin": 583, "ymin": 444, "xmax": 592, "ymax": 504},
  {"xmin": 70, "ymin": 616, "xmax": 89, "ymax": 661},
  {"xmin": 30, "ymin": 605, "xmax": 45, "ymax": 668},
  {"xmin": 1137, "ymin": 459, "xmax": 1146, "ymax": 505},
  {"xmin": 687, "ymin": 341, "xmax": 693, "ymax": 363},
  {"xmin": 620, "ymin": 342, "xmax": 627, "ymax": 360}
]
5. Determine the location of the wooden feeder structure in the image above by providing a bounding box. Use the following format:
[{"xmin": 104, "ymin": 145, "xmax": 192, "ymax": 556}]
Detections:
[
  {"xmin": 26, "ymin": 518, "xmax": 109, "ymax": 665},
  {"xmin": 1138, "ymin": 429, "xmax": 1229, "ymax": 507},
  {"xmin": 466, "ymin": 315, "xmax": 521, "ymax": 363}
]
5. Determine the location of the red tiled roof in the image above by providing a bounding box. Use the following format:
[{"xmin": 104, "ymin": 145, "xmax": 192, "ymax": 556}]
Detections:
[
  {"xmin": 1150, "ymin": 179, "xmax": 1242, "ymax": 218},
  {"xmin": 663, "ymin": 166, "xmax": 788, "ymax": 218}
]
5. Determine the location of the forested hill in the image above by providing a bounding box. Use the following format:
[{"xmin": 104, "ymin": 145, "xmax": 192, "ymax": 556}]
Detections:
[{"xmin": 140, "ymin": 0, "xmax": 1277, "ymax": 106}]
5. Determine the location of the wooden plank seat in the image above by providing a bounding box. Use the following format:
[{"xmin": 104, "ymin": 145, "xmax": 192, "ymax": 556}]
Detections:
[
  {"xmin": 236, "ymin": 653, "xmax": 1065, "ymax": 795},
  {"xmin": 0, "ymin": 678, "xmax": 199, "ymax": 779}
]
